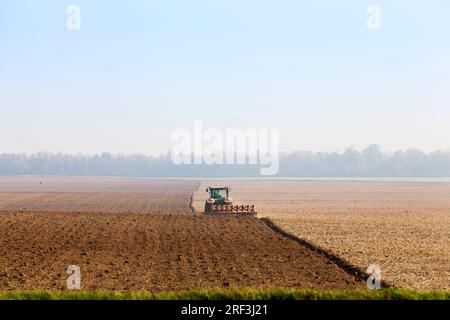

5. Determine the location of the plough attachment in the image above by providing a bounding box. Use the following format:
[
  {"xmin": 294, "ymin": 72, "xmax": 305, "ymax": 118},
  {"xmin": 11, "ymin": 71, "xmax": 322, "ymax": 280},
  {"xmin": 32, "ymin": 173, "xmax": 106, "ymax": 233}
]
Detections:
[{"xmin": 207, "ymin": 204, "xmax": 257, "ymax": 216}]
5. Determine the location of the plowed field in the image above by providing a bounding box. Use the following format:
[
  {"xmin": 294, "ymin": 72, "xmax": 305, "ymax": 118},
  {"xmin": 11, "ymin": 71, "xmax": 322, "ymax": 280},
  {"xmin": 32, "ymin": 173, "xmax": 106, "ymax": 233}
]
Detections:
[
  {"xmin": 0, "ymin": 212, "xmax": 363, "ymax": 291},
  {"xmin": 0, "ymin": 177, "xmax": 364, "ymax": 291},
  {"xmin": 0, "ymin": 177, "xmax": 197, "ymax": 214}
]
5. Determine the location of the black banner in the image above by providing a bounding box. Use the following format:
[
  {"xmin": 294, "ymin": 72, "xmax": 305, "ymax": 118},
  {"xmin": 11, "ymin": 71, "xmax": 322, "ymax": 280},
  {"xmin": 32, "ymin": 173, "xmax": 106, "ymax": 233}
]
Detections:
[{"xmin": 1, "ymin": 300, "xmax": 447, "ymax": 319}]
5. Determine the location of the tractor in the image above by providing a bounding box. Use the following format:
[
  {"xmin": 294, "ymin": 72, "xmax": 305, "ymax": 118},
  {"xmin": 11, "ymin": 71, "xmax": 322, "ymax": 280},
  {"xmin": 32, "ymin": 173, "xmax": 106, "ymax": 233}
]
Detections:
[{"xmin": 204, "ymin": 186, "xmax": 256, "ymax": 216}]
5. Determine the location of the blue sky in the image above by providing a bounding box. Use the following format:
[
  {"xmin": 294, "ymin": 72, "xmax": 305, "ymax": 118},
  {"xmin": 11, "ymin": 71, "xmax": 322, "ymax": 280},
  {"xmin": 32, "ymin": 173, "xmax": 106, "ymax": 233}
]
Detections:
[{"xmin": 1, "ymin": 0, "xmax": 449, "ymax": 154}]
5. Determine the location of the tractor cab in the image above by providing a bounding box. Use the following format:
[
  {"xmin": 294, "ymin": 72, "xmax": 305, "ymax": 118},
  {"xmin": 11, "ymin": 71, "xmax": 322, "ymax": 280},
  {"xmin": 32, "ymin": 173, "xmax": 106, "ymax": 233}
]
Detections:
[{"xmin": 206, "ymin": 187, "xmax": 231, "ymax": 205}]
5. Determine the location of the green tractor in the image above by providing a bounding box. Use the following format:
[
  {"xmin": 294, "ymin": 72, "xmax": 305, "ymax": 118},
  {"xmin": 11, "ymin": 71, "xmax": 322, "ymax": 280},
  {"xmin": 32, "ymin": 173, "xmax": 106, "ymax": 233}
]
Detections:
[{"xmin": 204, "ymin": 186, "xmax": 256, "ymax": 216}]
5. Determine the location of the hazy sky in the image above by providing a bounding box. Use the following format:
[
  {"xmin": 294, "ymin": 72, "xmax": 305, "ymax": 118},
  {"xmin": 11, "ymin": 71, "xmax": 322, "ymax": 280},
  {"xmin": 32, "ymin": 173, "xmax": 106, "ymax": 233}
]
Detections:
[{"xmin": 1, "ymin": 0, "xmax": 449, "ymax": 154}]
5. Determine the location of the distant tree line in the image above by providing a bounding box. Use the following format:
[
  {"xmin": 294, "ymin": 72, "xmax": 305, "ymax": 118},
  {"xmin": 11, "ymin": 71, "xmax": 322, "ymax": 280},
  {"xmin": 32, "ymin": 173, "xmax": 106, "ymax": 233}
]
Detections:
[{"xmin": 0, "ymin": 145, "xmax": 449, "ymax": 177}]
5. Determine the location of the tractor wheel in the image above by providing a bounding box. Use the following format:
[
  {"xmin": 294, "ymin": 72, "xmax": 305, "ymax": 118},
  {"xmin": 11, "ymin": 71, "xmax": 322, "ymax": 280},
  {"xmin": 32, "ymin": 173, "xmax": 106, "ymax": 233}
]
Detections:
[{"xmin": 204, "ymin": 202, "xmax": 213, "ymax": 213}]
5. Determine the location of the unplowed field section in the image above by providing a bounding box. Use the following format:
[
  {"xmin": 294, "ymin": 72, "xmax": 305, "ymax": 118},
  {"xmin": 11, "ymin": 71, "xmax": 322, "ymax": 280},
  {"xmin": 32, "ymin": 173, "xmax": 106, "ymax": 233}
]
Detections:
[
  {"xmin": 0, "ymin": 212, "xmax": 363, "ymax": 291},
  {"xmin": 193, "ymin": 180, "xmax": 450, "ymax": 290},
  {"xmin": 0, "ymin": 177, "xmax": 198, "ymax": 214}
]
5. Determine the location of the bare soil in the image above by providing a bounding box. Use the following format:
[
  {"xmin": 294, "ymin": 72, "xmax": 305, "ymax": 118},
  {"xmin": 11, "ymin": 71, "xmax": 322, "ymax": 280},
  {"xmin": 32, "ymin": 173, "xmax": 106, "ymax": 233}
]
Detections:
[
  {"xmin": 0, "ymin": 177, "xmax": 364, "ymax": 291},
  {"xmin": 0, "ymin": 212, "xmax": 363, "ymax": 291},
  {"xmin": 0, "ymin": 177, "xmax": 198, "ymax": 214}
]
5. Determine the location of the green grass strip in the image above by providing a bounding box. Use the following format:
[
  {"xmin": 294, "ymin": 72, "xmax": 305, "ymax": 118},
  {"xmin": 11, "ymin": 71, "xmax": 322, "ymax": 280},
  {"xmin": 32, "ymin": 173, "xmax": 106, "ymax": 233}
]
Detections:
[{"xmin": 0, "ymin": 288, "xmax": 449, "ymax": 300}]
